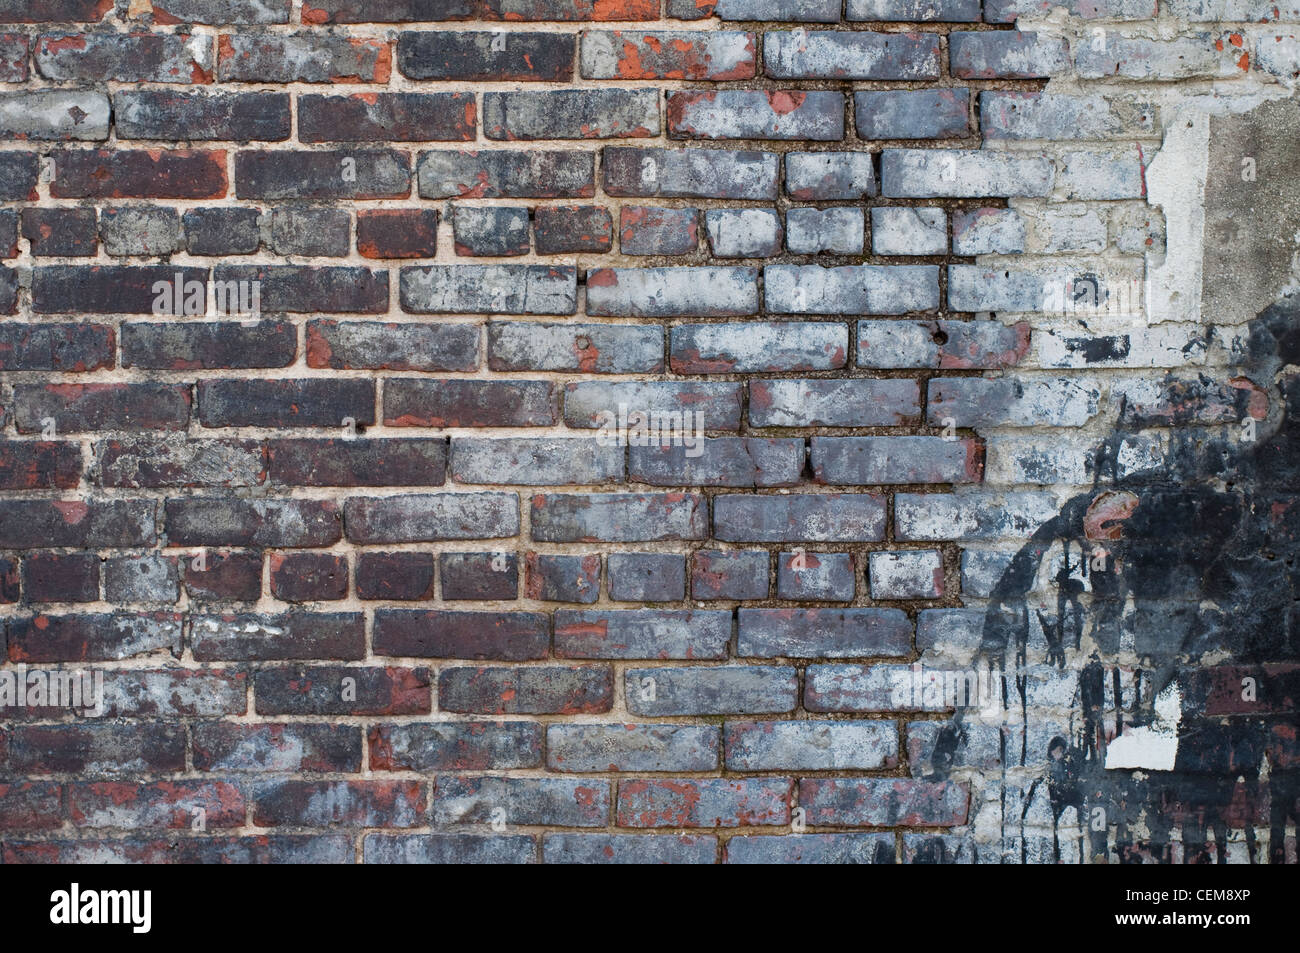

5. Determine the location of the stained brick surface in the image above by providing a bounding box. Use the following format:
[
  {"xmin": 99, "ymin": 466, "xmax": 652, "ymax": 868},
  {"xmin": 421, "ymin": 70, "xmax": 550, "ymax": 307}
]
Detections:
[{"xmin": 0, "ymin": 0, "xmax": 1295, "ymax": 869}]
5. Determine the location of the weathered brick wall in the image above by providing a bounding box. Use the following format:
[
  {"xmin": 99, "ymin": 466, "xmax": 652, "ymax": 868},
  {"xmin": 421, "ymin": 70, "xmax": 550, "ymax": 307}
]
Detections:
[{"xmin": 0, "ymin": 0, "xmax": 1297, "ymax": 863}]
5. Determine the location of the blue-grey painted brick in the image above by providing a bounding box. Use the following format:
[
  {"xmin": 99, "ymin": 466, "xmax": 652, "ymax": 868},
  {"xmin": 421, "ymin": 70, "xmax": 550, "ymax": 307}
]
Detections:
[
  {"xmin": 785, "ymin": 151, "xmax": 876, "ymax": 200},
  {"xmin": 765, "ymin": 264, "xmax": 939, "ymax": 314},
  {"xmin": 704, "ymin": 208, "xmax": 783, "ymax": 257},
  {"xmin": 103, "ymin": 554, "xmax": 179, "ymax": 603},
  {"xmin": 484, "ymin": 89, "xmax": 660, "ymax": 140},
  {"xmin": 777, "ymin": 551, "xmax": 856, "ymax": 601},
  {"xmin": 811, "ymin": 435, "xmax": 981, "ymax": 484},
  {"xmin": 856, "ymin": 89, "xmax": 970, "ymax": 140},
  {"xmin": 848, "ymin": 0, "xmax": 980, "ymax": 19},
  {"xmin": 604, "ymin": 146, "xmax": 779, "ymax": 200},
  {"xmin": 668, "ymin": 90, "xmax": 844, "ymax": 141},
  {"xmin": 626, "ymin": 665, "xmax": 799, "ymax": 716},
  {"xmin": 302, "ymin": 327, "xmax": 449, "ymax": 391},
  {"xmin": 555, "ymin": 608, "xmax": 729, "ymax": 658},
  {"xmin": 714, "ymin": 493, "xmax": 886, "ymax": 542},
  {"xmin": 607, "ymin": 553, "xmax": 687, "ymax": 602},
  {"xmin": 431, "ymin": 776, "xmax": 609, "ymax": 828},
  {"xmin": 726, "ymin": 833, "xmax": 896, "ymax": 863},
  {"xmin": 450, "ymin": 437, "xmax": 624, "ymax": 485},
  {"xmin": 907, "ymin": 719, "xmax": 1045, "ymax": 777},
  {"xmin": 947, "ymin": 264, "xmax": 1061, "ymax": 312},
  {"xmin": 980, "ymin": 91, "xmax": 1155, "ymax": 140},
  {"xmin": 417, "ymin": 150, "xmax": 594, "ymax": 199},
  {"xmin": 452, "ymin": 206, "xmax": 530, "ymax": 256},
  {"xmin": 804, "ymin": 663, "xmax": 918, "ymax": 712},
  {"xmin": 617, "ymin": 777, "xmax": 791, "ymax": 827},
  {"xmin": 563, "ymin": 381, "xmax": 744, "ymax": 431},
  {"xmin": 543, "ymin": 833, "xmax": 717, "ymax": 864},
  {"xmin": 1074, "ymin": 33, "xmax": 1239, "ymax": 81},
  {"xmin": 960, "ymin": 548, "xmax": 1015, "ymax": 598},
  {"xmin": 547, "ymin": 724, "xmax": 720, "ymax": 772},
  {"xmin": 880, "ymin": 149, "xmax": 1054, "ymax": 198},
  {"xmin": 183, "ymin": 207, "xmax": 261, "ymax": 255},
  {"xmin": 952, "ymin": 208, "xmax": 1025, "ymax": 255},
  {"xmin": 806, "ymin": 663, "xmax": 993, "ymax": 712},
  {"xmin": 786, "ymin": 207, "xmax": 864, "ymax": 255},
  {"xmin": 798, "ymin": 777, "xmax": 969, "ymax": 826},
  {"xmin": 629, "ymin": 437, "xmax": 804, "ymax": 488},
  {"xmin": 715, "ymin": 0, "xmax": 842, "ymax": 18},
  {"xmin": 949, "ymin": 31, "xmax": 1070, "ymax": 78},
  {"xmin": 124, "ymin": 0, "xmax": 289, "ymax": 24},
  {"xmin": 488, "ymin": 322, "xmax": 663, "ymax": 374},
  {"xmin": 383, "ymin": 378, "xmax": 555, "ymax": 428},
  {"xmin": 671, "ymin": 321, "xmax": 848, "ymax": 372},
  {"xmin": 343, "ymin": 492, "xmax": 519, "ymax": 544},
  {"xmin": 766, "ymin": 31, "xmax": 940, "ymax": 79},
  {"xmin": 749, "ymin": 378, "xmax": 921, "ymax": 427},
  {"xmin": 692, "ymin": 550, "xmax": 770, "ymax": 600},
  {"xmin": 101, "ymin": 206, "xmax": 183, "ymax": 257},
  {"xmin": 926, "ymin": 377, "xmax": 1102, "ymax": 428},
  {"xmin": 371, "ymin": 722, "xmax": 542, "ymax": 771},
  {"xmin": 916, "ymin": 608, "xmax": 986, "ymax": 659},
  {"xmin": 427, "ymin": 644, "xmax": 570, "ymax": 701},
  {"xmin": 737, "ymin": 607, "xmax": 912, "ymax": 658},
  {"xmin": 1164, "ymin": 0, "xmax": 1293, "ymax": 19},
  {"xmin": 0, "ymin": 90, "xmax": 110, "ymax": 140},
  {"xmin": 857, "ymin": 319, "xmax": 1029, "ymax": 369},
  {"xmin": 531, "ymin": 493, "xmax": 707, "ymax": 543},
  {"xmin": 400, "ymin": 265, "xmax": 576, "ymax": 314},
  {"xmin": 894, "ymin": 492, "xmax": 1060, "ymax": 541},
  {"xmin": 725, "ymin": 720, "xmax": 898, "ymax": 770},
  {"xmin": 869, "ymin": 549, "xmax": 945, "ymax": 599},
  {"xmin": 871, "ymin": 207, "xmax": 946, "ymax": 255},
  {"xmin": 364, "ymin": 833, "xmax": 535, "ymax": 864},
  {"xmin": 620, "ymin": 205, "xmax": 698, "ymax": 256},
  {"xmin": 526, "ymin": 553, "xmax": 600, "ymax": 604},
  {"xmin": 586, "ymin": 266, "xmax": 758, "ymax": 317}
]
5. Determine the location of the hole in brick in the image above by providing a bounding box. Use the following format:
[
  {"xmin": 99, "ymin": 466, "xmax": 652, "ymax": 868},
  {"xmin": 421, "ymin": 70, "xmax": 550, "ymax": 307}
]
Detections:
[{"xmin": 932, "ymin": 330, "xmax": 948, "ymax": 345}]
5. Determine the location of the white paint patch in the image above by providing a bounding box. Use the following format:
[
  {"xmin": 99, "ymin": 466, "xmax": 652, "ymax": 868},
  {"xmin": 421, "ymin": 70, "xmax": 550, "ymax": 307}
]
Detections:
[
  {"xmin": 1144, "ymin": 108, "xmax": 1209, "ymax": 328},
  {"xmin": 1105, "ymin": 680, "xmax": 1182, "ymax": 771},
  {"xmin": 1142, "ymin": 92, "xmax": 1294, "ymax": 326}
]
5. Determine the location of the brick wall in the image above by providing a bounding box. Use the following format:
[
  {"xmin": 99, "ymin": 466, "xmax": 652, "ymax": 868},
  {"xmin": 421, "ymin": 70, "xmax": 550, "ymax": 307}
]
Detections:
[{"xmin": 0, "ymin": 0, "xmax": 1297, "ymax": 864}]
